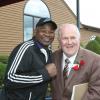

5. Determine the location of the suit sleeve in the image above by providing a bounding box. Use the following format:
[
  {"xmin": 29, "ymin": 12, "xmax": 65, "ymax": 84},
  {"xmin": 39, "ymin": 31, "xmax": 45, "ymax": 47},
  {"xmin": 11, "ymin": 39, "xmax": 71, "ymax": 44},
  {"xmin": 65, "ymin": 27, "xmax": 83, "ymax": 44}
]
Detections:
[
  {"xmin": 51, "ymin": 78, "xmax": 58, "ymax": 100},
  {"xmin": 51, "ymin": 52, "xmax": 59, "ymax": 100},
  {"xmin": 82, "ymin": 57, "xmax": 100, "ymax": 100},
  {"xmin": 4, "ymin": 43, "xmax": 50, "ymax": 89}
]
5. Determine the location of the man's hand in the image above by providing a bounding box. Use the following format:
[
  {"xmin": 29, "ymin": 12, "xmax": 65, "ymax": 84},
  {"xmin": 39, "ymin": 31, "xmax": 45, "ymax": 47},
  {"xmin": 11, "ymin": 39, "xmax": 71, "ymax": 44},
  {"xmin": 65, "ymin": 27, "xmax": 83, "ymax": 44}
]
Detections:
[{"xmin": 46, "ymin": 63, "xmax": 57, "ymax": 77}]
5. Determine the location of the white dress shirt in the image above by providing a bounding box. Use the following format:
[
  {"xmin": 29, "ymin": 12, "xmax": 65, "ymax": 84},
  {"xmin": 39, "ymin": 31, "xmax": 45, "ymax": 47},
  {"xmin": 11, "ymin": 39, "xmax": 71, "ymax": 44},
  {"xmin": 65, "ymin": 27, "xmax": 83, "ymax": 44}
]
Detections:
[{"xmin": 62, "ymin": 52, "xmax": 77, "ymax": 76}]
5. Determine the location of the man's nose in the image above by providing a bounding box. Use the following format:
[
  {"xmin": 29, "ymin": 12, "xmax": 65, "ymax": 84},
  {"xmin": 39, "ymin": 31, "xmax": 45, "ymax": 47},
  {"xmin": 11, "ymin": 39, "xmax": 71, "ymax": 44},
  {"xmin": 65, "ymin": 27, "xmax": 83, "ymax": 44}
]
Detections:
[
  {"xmin": 45, "ymin": 32, "xmax": 50, "ymax": 37},
  {"xmin": 67, "ymin": 38, "xmax": 72, "ymax": 44}
]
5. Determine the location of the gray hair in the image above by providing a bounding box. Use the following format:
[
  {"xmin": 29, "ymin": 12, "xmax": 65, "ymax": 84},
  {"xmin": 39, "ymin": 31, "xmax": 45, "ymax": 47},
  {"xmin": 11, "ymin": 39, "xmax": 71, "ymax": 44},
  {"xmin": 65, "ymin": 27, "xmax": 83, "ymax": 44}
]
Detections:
[{"xmin": 58, "ymin": 24, "xmax": 80, "ymax": 39}]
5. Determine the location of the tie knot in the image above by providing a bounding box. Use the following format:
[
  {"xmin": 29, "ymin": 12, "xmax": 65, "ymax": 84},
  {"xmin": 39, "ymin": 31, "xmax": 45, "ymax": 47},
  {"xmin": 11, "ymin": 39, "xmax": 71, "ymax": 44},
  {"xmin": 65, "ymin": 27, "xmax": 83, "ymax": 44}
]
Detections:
[{"xmin": 65, "ymin": 58, "xmax": 70, "ymax": 65}]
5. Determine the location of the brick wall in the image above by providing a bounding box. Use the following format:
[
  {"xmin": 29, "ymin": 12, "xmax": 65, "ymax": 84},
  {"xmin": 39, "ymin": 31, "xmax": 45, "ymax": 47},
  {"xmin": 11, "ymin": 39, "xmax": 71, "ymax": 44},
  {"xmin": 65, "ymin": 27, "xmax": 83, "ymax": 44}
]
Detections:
[
  {"xmin": 0, "ymin": 0, "xmax": 100, "ymax": 55},
  {"xmin": 0, "ymin": 1, "xmax": 24, "ymax": 55}
]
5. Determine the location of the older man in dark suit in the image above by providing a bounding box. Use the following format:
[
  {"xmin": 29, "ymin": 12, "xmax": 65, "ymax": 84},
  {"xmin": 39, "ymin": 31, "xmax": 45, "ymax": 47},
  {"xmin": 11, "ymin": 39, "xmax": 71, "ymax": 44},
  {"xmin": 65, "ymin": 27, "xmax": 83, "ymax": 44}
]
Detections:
[{"xmin": 51, "ymin": 24, "xmax": 100, "ymax": 100}]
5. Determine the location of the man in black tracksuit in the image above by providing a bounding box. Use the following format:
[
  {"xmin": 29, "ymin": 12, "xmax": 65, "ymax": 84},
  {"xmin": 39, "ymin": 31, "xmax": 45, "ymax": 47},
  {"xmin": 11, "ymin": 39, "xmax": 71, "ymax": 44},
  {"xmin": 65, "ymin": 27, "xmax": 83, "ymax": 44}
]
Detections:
[{"xmin": 4, "ymin": 18, "xmax": 57, "ymax": 100}]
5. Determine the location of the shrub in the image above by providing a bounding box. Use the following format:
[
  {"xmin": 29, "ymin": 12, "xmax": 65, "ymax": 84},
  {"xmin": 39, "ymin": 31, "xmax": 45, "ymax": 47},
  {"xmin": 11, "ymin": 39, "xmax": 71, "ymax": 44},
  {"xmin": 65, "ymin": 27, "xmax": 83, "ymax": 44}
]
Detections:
[
  {"xmin": 0, "ymin": 55, "xmax": 8, "ymax": 64},
  {"xmin": 85, "ymin": 38, "xmax": 100, "ymax": 55},
  {"xmin": 0, "ymin": 62, "xmax": 7, "ymax": 87},
  {"xmin": 0, "ymin": 55, "xmax": 8, "ymax": 87},
  {"xmin": 95, "ymin": 36, "xmax": 100, "ymax": 44}
]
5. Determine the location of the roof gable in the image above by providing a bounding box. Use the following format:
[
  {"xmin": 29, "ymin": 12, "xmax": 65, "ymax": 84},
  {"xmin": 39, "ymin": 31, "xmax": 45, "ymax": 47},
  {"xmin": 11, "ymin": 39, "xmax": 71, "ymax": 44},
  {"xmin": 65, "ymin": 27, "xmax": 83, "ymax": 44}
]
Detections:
[{"xmin": 0, "ymin": 0, "xmax": 24, "ymax": 7}]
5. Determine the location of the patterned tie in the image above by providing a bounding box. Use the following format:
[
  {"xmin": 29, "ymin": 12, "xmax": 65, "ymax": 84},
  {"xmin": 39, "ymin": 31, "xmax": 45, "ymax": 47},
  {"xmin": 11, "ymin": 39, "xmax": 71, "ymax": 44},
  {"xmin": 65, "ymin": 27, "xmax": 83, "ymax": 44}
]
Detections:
[{"xmin": 63, "ymin": 58, "xmax": 70, "ymax": 79}]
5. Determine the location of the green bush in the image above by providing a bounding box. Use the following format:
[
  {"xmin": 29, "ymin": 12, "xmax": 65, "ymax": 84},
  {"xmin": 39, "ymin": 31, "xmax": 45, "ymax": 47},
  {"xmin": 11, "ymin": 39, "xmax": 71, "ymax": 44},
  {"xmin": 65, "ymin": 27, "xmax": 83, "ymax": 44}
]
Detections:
[
  {"xmin": 95, "ymin": 36, "xmax": 100, "ymax": 44},
  {"xmin": 0, "ymin": 55, "xmax": 8, "ymax": 64},
  {"xmin": 85, "ymin": 36, "xmax": 100, "ymax": 55},
  {"xmin": 0, "ymin": 55, "xmax": 8, "ymax": 87},
  {"xmin": 0, "ymin": 62, "xmax": 7, "ymax": 87}
]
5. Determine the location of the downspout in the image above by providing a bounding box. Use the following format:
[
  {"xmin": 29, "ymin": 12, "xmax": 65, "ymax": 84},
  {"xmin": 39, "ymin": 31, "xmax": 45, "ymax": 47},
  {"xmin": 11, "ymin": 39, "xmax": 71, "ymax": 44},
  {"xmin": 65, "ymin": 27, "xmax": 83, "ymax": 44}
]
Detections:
[{"xmin": 76, "ymin": 0, "xmax": 80, "ymax": 31}]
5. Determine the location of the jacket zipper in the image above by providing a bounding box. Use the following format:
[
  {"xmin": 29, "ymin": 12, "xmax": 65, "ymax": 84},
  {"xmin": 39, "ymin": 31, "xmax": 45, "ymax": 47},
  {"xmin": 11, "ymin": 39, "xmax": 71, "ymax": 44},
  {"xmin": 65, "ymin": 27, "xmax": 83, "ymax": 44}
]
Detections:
[{"xmin": 28, "ymin": 92, "xmax": 32, "ymax": 100}]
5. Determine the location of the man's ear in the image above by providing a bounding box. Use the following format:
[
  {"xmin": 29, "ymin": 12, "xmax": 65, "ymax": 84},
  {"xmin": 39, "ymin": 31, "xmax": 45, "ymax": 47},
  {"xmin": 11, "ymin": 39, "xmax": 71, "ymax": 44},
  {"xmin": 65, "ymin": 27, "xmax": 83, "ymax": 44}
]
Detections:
[
  {"xmin": 33, "ymin": 29, "xmax": 37, "ymax": 35},
  {"xmin": 34, "ymin": 29, "xmax": 36, "ymax": 33},
  {"xmin": 35, "ymin": 27, "xmax": 39, "ymax": 32},
  {"xmin": 34, "ymin": 28, "xmax": 38, "ymax": 35}
]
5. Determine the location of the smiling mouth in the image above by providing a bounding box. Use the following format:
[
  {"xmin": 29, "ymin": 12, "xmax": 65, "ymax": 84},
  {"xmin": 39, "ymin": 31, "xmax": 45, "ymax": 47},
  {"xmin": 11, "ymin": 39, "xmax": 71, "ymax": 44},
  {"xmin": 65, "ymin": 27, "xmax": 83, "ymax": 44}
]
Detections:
[
  {"xmin": 44, "ymin": 38, "xmax": 50, "ymax": 42},
  {"xmin": 42, "ymin": 39, "xmax": 50, "ymax": 43},
  {"xmin": 66, "ymin": 45, "xmax": 73, "ymax": 48}
]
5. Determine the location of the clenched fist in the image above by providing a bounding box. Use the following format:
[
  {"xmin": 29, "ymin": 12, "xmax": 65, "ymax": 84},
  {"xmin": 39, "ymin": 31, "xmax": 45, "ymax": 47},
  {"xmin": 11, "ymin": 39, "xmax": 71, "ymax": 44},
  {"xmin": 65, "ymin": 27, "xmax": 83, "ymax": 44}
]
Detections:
[{"xmin": 45, "ymin": 63, "xmax": 57, "ymax": 77}]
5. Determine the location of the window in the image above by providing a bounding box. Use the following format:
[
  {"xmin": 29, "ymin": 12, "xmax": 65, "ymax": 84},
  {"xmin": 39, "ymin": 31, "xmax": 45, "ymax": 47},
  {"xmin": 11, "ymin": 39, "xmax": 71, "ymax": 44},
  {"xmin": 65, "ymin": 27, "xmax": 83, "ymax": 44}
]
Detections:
[{"xmin": 24, "ymin": 0, "xmax": 50, "ymax": 41}]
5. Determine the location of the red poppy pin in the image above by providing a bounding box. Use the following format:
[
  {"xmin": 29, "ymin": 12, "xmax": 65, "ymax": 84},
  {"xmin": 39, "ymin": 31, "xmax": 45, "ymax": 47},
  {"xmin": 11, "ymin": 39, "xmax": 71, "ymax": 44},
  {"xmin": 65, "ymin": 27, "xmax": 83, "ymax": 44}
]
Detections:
[{"xmin": 72, "ymin": 60, "xmax": 85, "ymax": 71}]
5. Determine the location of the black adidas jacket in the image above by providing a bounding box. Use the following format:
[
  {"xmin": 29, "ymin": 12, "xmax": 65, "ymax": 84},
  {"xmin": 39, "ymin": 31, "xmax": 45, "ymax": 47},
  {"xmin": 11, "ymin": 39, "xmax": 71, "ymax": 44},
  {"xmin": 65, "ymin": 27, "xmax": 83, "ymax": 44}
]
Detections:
[{"xmin": 4, "ymin": 37, "xmax": 52, "ymax": 100}]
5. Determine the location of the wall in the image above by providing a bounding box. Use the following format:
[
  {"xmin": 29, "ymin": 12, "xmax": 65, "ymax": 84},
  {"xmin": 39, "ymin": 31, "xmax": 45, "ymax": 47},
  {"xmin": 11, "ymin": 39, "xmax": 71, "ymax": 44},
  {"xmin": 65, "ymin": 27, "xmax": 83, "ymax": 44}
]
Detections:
[
  {"xmin": 0, "ymin": 0, "xmax": 100, "ymax": 55},
  {"xmin": 0, "ymin": 1, "xmax": 24, "ymax": 55}
]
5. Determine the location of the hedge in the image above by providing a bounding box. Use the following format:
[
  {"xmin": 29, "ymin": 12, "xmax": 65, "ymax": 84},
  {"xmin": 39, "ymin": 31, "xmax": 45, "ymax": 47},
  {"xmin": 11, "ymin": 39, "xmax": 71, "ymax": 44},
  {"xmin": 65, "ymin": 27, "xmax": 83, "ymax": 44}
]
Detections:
[
  {"xmin": 0, "ymin": 55, "xmax": 8, "ymax": 87},
  {"xmin": 85, "ymin": 36, "xmax": 100, "ymax": 55}
]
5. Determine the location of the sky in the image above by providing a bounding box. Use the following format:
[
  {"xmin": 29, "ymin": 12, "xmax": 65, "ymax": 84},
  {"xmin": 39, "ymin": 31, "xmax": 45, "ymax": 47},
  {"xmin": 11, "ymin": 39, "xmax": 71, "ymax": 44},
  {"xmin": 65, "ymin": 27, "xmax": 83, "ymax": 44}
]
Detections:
[{"xmin": 64, "ymin": 0, "xmax": 100, "ymax": 28}]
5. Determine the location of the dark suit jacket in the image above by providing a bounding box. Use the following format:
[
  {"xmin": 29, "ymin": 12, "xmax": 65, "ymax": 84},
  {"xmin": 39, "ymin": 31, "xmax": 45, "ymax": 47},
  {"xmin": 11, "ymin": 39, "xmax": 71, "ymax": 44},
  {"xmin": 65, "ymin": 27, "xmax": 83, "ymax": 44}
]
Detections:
[{"xmin": 51, "ymin": 47, "xmax": 100, "ymax": 100}]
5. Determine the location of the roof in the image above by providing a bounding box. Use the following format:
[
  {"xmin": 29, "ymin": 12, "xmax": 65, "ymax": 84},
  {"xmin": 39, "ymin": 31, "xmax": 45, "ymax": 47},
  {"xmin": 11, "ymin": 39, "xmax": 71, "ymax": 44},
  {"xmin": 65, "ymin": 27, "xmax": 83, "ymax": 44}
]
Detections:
[{"xmin": 0, "ymin": 0, "xmax": 24, "ymax": 7}]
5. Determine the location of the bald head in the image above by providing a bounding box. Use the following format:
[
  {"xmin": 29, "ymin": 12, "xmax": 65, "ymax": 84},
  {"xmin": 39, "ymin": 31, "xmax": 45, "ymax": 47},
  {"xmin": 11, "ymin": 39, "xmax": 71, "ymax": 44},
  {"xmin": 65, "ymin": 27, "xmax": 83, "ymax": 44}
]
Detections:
[{"xmin": 58, "ymin": 24, "xmax": 80, "ymax": 39}]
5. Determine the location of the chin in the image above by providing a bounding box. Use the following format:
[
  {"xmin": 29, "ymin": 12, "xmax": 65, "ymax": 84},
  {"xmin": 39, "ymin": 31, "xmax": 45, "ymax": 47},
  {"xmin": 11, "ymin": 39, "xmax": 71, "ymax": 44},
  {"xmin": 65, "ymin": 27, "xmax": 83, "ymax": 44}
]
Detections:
[{"xmin": 43, "ymin": 43, "xmax": 50, "ymax": 46}]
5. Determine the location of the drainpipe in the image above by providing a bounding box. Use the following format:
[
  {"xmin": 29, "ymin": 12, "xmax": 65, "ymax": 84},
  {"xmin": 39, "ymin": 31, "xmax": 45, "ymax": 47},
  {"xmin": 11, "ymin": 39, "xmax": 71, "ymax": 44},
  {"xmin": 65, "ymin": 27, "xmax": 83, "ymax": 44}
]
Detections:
[{"xmin": 76, "ymin": 0, "xmax": 80, "ymax": 31}]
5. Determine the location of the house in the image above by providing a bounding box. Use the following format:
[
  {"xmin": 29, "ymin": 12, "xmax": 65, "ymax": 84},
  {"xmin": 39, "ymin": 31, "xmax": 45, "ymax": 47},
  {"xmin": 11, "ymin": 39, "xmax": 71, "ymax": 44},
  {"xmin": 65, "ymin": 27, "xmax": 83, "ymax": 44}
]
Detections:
[{"xmin": 0, "ymin": 0, "xmax": 100, "ymax": 55}]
